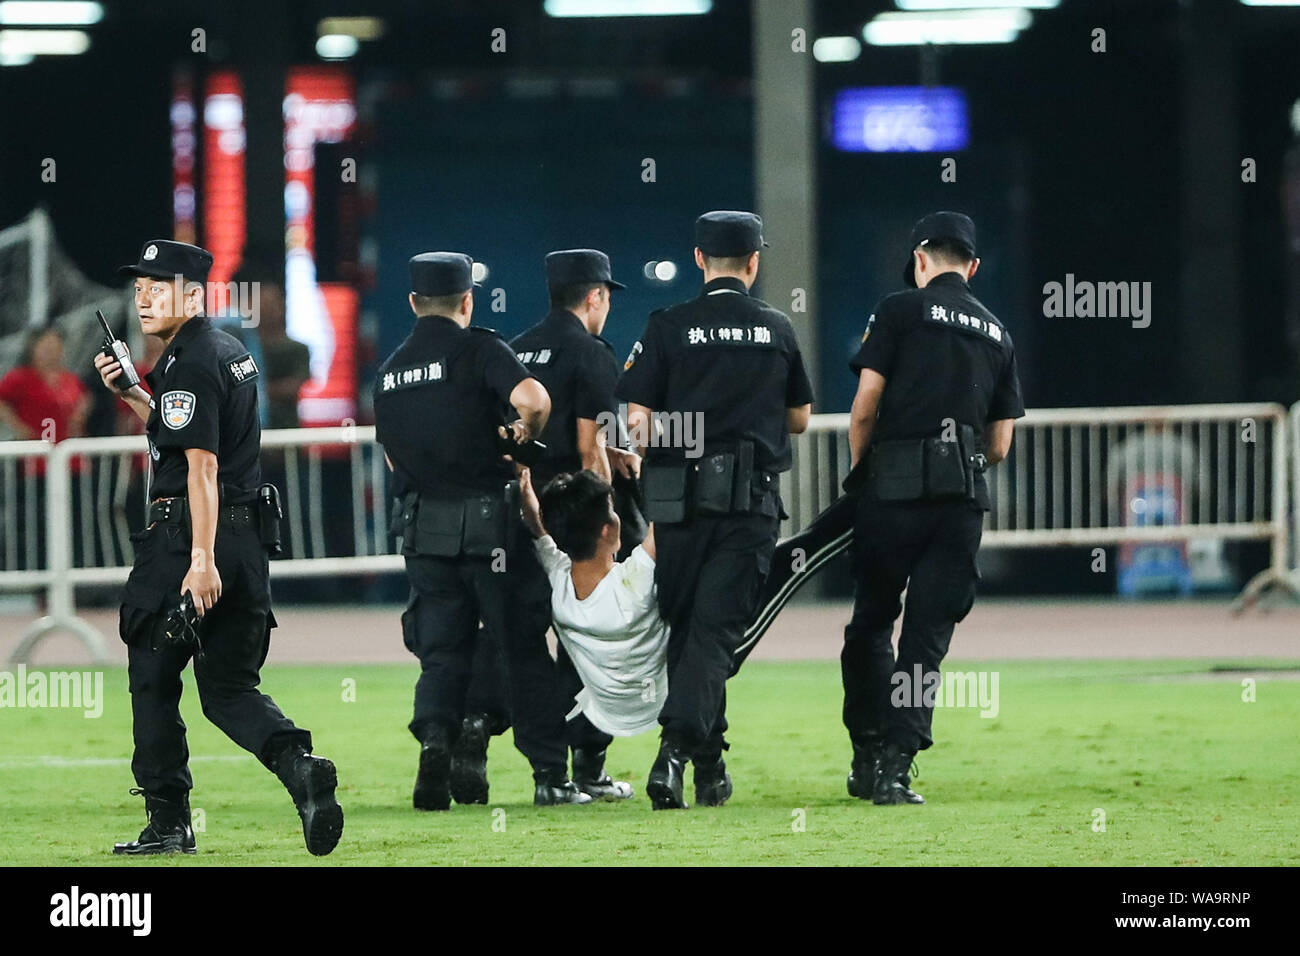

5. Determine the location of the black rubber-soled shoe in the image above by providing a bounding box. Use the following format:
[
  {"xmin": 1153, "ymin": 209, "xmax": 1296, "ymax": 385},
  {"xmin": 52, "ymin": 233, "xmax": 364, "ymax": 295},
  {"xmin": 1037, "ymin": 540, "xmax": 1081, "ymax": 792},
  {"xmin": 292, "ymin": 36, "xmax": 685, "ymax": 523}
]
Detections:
[
  {"xmin": 847, "ymin": 739, "xmax": 882, "ymax": 800},
  {"xmin": 646, "ymin": 743, "xmax": 689, "ymax": 810},
  {"xmin": 413, "ymin": 731, "xmax": 452, "ymax": 811},
  {"xmin": 693, "ymin": 754, "xmax": 733, "ymax": 807},
  {"xmin": 534, "ymin": 780, "xmax": 594, "ymax": 806},
  {"xmin": 572, "ymin": 747, "xmax": 633, "ymax": 801},
  {"xmin": 112, "ymin": 790, "xmax": 196, "ymax": 856},
  {"xmin": 872, "ymin": 743, "xmax": 924, "ymax": 806},
  {"xmin": 450, "ymin": 715, "xmax": 490, "ymax": 805},
  {"xmin": 278, "ymin": 752, "xmax": 345, "ymax": 855}
]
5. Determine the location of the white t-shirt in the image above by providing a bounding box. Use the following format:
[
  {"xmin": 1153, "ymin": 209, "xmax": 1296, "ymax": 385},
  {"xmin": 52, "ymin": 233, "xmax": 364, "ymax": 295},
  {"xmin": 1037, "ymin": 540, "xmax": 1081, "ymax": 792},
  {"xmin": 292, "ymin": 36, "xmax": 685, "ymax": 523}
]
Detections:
[{"xmin": 533, "ymin": 535, "xmax": 669, "ymax": 737}]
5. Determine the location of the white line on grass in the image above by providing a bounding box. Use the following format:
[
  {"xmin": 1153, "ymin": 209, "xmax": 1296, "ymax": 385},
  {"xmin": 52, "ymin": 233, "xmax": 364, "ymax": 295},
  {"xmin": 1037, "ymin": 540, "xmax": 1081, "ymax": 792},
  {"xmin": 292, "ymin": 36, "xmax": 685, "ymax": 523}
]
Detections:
[{"xmin": 0, "ymin": 755, "xmax": 251, "ymax": 769}]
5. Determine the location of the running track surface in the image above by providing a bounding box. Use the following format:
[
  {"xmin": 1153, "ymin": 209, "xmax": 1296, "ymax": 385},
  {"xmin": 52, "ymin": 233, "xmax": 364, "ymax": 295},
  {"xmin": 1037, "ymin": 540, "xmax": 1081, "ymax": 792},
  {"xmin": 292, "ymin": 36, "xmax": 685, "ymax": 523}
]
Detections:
[{"xmin": 1, "ymin": 597, "xmax": 1297, "ymax": 666}]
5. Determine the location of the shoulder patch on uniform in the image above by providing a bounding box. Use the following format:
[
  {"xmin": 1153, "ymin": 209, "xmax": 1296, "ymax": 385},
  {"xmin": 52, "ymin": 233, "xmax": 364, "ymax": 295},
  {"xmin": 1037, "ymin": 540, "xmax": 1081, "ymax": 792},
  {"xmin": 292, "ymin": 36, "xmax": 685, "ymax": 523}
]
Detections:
[
  {"xmin": 226, "ymin": 353, "xmax": 260, "ymax": 385},
  {"xmin": 379, "ymin": 360, "xmax": 446, "ymax": 393},
  {"xmin": 861, "ymin": 313, "xmax": 876, "ymax": 342},
  {"xmin": 624, "ymin": 340, "xmax": 643, "ymax": 371},
  {"xmin": 160, "ymin": 390, "xmax": 196, "ymax": 430},
  {"xmin": 516, "ymin": 348, "xmax": 555, "ymax": 366}
]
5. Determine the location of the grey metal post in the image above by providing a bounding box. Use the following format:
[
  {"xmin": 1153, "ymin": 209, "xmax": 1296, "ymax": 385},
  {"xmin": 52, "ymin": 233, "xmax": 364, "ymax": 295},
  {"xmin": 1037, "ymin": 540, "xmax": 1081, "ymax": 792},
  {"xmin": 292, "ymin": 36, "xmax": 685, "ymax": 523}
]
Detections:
[{"xmin": 752, "ymin": 0, "xmax": 819, "ymax": 391}]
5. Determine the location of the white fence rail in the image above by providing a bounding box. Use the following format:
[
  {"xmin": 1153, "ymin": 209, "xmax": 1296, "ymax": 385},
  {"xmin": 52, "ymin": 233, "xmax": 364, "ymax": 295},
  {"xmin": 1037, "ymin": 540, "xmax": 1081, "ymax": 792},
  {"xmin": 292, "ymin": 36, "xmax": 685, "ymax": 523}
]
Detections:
[{"xmin": 3, "ymin": 403, "xmax": 1296, "ymax": 663}]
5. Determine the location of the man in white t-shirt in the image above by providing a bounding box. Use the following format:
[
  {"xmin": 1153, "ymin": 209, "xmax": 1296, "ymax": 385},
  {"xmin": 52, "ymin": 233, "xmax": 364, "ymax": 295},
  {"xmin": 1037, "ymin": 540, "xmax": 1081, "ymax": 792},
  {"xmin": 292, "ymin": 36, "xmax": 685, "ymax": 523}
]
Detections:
[
  {"xmin": 520, "ymin": 468, "xmax": 860, "ymax": 808},
  {"xmin": 520, "ymin": 469, "xmax": 669, "ymax": 749}
]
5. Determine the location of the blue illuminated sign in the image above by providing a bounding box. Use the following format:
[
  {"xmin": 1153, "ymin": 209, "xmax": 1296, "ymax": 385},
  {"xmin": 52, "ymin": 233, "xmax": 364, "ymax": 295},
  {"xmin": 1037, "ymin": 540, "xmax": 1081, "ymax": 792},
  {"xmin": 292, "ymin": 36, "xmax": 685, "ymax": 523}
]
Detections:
[{"xmin": 831, "ymin": 87, "xmax": 969, "ymax": 153}]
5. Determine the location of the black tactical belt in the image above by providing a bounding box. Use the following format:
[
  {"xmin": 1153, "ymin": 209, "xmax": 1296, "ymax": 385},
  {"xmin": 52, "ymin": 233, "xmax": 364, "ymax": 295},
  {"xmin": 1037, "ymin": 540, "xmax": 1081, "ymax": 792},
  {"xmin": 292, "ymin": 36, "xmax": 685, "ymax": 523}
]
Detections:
[{"xmin": 149, "ymin": 496, "xmax": 255, "ymax": 528}]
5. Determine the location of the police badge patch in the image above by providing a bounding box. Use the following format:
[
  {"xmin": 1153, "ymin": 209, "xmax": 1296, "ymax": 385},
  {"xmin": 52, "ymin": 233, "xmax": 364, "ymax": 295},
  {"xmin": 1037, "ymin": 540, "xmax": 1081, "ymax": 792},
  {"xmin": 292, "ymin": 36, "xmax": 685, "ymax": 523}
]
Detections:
[
  {"xmin": 861, "ymin": 313, "xmax": 876, "ymax": 342},
  {"xmin": 161, "ymin": 390, "xmax": 196, "ymax": 430},
  {"xmin": 624, "ymin": 341, "xmax": 642, "ymax": 371}
]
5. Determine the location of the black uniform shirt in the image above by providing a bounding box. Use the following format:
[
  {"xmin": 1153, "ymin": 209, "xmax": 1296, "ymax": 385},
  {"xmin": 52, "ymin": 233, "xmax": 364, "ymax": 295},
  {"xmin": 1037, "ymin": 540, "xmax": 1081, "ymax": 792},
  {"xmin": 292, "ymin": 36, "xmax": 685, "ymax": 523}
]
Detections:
[
  {"xmin": 374, "ymin": 314, "xmax": 531, "ymax": 499},
  {"xmin": 615, "ymin": 277, "xmax": 815, "ymax": 473},
  {"xmin": 145, "ymin": 315, "xmax": 263, "ymax": 500},
  {"xmin": 510, "ymin": 308, "xmax": 619, "ymax": 486},
  {"xmin": 850, "ymin": 272, "xmax": 1024, "ymax": 506}
]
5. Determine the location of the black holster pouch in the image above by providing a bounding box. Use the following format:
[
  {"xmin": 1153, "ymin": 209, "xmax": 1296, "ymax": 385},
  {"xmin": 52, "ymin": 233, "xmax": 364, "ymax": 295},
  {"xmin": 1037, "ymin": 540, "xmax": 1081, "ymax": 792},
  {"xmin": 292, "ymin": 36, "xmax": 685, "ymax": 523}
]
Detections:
[
  {"xmin": 463, "ymin": 492, "xmax": 508, "ymax": 558},
  {"xmin": 868, "ymin": 424, "xmax": 981, "ymax": 502},
  {"xmin": 413, "ymin": 495, "xmax": 465, "ymax": 557},
  {"xmin": 695, "ymin": 441, "xmax": 756, "ymax": 515},
  {"xmin": 256, "ymin": 483, "xmax": 284, "ymax": 556},
  {"xmin": 642, "ymin": 460, "xmax": 690, "ymax": 524}
]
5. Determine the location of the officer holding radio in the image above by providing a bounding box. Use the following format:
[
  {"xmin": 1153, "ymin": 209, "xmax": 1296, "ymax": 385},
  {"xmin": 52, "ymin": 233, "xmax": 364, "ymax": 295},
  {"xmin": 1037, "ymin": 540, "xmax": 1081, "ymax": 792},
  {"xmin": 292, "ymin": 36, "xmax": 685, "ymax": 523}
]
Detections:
[
  {"xmin": 842, "ymin": 212, "xmax": 1024, "ymax": 805},
  {"xmin": 96, "ymin": 239, "xmax": 343, "ymax": 857},
  {"xmin": 375, "ymin": 252, "xmax": 589, "ymax": 809},
  {"xmin": 616, "ymin": 211, "xmax": 814, "ymax": 809}
]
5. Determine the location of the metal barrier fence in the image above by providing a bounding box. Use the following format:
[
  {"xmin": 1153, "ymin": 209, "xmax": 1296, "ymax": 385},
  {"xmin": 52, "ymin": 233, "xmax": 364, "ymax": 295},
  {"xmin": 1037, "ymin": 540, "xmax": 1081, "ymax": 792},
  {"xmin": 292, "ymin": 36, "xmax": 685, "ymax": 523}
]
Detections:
[
  {"xmin": 787, "ymin": 403, "xmax": 1289, "ymax": 608},
  {"xmin": 2, "ymin": 403, "xmax": 1294, "ymax": 663}
]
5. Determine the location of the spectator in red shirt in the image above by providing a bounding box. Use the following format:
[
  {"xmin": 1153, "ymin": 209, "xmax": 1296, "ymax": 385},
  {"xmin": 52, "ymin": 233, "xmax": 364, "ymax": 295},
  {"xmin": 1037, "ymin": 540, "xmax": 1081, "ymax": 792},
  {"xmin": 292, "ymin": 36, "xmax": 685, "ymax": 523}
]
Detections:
[{"xmin": 0, "ymin": 327, "xmax": 91, "ymax": 448}]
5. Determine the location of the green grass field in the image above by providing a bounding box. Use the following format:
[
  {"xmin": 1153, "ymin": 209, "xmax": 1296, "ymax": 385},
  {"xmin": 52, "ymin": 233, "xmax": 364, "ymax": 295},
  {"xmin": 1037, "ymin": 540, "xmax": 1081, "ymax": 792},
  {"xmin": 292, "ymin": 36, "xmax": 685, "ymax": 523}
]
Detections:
[{"xmin": 1, "ymin": 659, "xmax": 1298, "ymax": 866}]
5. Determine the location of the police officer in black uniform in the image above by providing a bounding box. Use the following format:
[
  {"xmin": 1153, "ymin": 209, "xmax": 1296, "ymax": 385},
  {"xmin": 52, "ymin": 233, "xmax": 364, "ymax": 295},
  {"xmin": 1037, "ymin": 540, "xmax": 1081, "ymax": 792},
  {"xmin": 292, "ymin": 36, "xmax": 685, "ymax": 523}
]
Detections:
[
  {"xmin": 843, "ymin": 212, "xmax": 1024, "ymax": 805},
  {"xmin": 375, "ymin": 252, "xmax": 589, "ymax": 809},
  {"xmin": 96, "ymin": 240, "xmax": 343, "ymax": 856},
  {"xmin": 452, "ymin": 249, "xmax": 638, "ymax": 804},
  {"xmin": 617, "ymin": 211, "xmax": 815, "ymax": 809}
]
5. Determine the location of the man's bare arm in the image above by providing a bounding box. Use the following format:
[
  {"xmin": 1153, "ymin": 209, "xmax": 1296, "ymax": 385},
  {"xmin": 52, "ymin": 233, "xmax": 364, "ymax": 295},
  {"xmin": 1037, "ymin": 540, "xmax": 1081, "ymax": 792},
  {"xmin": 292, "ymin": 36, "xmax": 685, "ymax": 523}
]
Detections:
[
  {"xmin": 626, "ymin": 403, "xmax": 654, "ymax": 458},
  {"xmin": 984, "ymin": 419, "xmax": 1016, "ymax": 466},
  {"xmin": 181, "ymin": 448, "xmax": 222, "ymax": 616},
  {"xmin": 849, "ymin": 370, "xmax": 886, "ymax": 468},
  {"xmin": 507, "ymin": 377, "xmax": 551, "ymax": 443},
  {"xmin": 787, "ymin": 403, "xmax": 811, "ymax": 435},
  {"xmin": 577, "ymin": 417, "xmax": 611, "ymax": 481}
]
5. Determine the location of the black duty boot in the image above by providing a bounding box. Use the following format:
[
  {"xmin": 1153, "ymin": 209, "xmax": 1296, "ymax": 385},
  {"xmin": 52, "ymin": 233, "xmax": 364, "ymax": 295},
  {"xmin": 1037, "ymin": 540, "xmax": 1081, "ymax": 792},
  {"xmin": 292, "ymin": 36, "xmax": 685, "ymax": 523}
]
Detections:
[
  {"xmin": 693, "ymin": 752, "xmax": 733, "ymax": 807},
  {"xmin": 847, "ymin": 738, "xmax": 883, "ymax": 799},
  {"xmin": 572, "ymin": 747, "xmax": 633, "ymax": 801},
  {"xmin": 872, "ymin": 742, "xmax": 924, "ymax": 806},
  {"xmin": 646, "ymin": 740, "xmax": 690, "ymax": 810},
  {"xmin": 450, "ymin": 714, "xmax": 490, "ymax": 805},
  {"xmin": 534, "ymin": 776, "xmax": 594, "ymax": 806},
  {"xmin": 275, "ymin": 746, "xmax": 345, "ymax": 856},
  {"xmin": 413, "ymin": 726, "xmax": 453, "ymax": 811},
  {"xmin": 113, "ymin": 789, "xmax": 196, "ymax": 855}
]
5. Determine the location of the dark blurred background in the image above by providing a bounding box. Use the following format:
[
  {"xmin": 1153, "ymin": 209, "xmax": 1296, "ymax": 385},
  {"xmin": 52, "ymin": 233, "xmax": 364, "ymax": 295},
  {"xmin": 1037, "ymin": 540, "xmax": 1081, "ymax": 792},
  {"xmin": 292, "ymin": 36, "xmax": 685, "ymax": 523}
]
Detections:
[
  {"xmin": 2, "ymin": 0, "xmax": 1299, "ymax": 417},
  {"xmin": 1, "ymin": 0, "xmax": 1298, "ymax": 599}
]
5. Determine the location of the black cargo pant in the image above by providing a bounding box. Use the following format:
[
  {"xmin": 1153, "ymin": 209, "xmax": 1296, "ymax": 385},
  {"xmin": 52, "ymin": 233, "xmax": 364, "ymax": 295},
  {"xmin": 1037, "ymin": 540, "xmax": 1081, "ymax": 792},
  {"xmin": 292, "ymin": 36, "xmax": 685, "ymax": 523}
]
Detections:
[
  {"xmin": 401, "ymin": 540, "xmax": 569, "ymax": 781},
  {"xmin": 842, "ymin": 494, "xmax": 984, "ymax": 754},
  {"xmin": 654, "ymin": 512, "xmax": 778, "ymax": 755},
  {"xmin": 120, "ymin": 515, "xmax": 310, "ymax": 797}
]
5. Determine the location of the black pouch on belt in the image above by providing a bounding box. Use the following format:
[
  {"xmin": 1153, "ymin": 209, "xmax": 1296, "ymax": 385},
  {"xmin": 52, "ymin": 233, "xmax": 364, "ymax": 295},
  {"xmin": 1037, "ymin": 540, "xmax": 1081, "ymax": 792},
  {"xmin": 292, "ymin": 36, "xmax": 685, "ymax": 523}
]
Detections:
[
  {"xmin": 641, "ymin": 461, "xmax": 690, "ymax": 524},
  {"xmin": 868, "ymin": 440, "xmax": 926, "ymax": 501},
  {"xmin": 923, "ymin": 434, "xmax": 970, "ymax": 498},
  {"xmin": 695, "ymin": 452, "xmax": 737, "ymax": 515},
  {"xmin": 463, "ymin": 493, "xmax": 508, "ymax": 557},
  {"xmin": 390, "ymin": 494, "xmax": 416, "ymax": 546},
  {"xmin": 256, "ymin": 483, "xmax": 284, "ymax": 555},
  {"xmin": 414, "ymin": 495, "xmax": 465, "ymax": 557}
]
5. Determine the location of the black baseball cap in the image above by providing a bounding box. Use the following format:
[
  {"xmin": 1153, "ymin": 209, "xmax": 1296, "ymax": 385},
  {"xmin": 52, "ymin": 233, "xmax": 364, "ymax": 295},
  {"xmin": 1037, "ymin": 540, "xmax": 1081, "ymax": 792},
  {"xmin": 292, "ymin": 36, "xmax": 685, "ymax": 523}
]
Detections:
[
  {"xmin": 409, "ymin": 252, "xmax": 477, "ymax": 296},
  {"xmin": 118, "ymin": 240, "xmax": 213, "ymax": 284},
  {"xmin": 695, "ymin": 210, "xmax": 769, "ymax": 257},
  {"xmin": 903, "ymin": 211, "xmax": 977, "ymax": 287},
  {"xmin": 545, "ymin": 249, "xmax": 626, "ymax": 290}
]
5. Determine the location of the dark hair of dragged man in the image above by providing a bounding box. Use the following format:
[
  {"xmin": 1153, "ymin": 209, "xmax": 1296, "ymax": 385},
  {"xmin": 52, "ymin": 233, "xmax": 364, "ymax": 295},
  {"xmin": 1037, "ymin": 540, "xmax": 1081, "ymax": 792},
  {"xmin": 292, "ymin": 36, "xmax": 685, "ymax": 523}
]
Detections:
[{"xmin": 538, "ymin": 470, "xmax": 615, "ymax": 561}]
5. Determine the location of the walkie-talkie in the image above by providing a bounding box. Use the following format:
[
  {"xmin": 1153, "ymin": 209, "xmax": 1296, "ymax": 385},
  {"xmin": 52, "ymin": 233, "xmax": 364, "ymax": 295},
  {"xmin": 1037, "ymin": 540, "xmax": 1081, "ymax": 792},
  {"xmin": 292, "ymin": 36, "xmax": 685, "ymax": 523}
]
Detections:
[{"xmin": 96, "ymin": 309, "xmax": 140, "ymax": 391}]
